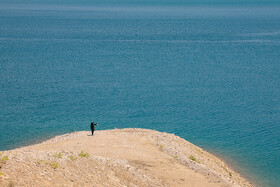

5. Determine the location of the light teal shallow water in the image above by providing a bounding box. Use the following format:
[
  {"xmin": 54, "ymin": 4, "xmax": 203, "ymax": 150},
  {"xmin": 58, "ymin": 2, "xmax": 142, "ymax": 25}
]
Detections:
[{"xmin": 0, "ymin": 1, "xmax": 279, "ymax": 186}]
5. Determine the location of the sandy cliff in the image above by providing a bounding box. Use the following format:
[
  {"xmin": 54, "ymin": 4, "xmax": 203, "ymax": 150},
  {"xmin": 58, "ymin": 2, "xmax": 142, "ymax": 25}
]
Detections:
[{"xmin": 0, "ymin": 128, "xmax": 252, "ymax": 187}]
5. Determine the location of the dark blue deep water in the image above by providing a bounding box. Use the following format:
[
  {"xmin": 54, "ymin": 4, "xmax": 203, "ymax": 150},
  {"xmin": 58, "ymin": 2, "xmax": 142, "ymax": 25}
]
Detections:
[{"xmin": 0, "ymin": 1, "xmax": 279, "ymax": 186}]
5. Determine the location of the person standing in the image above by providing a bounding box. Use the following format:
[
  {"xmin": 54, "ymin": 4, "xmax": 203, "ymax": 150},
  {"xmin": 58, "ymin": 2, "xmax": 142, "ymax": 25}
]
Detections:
[{"xmin": 90, "ymin": 122, "xmax": 98, "ymax": 135}]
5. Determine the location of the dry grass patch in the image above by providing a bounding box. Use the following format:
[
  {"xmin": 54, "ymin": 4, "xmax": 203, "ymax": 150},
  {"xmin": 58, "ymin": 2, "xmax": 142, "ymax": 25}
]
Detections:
[
  {"xmin": 189, "ymin": 155, "xmax": 201, "ymax": 164},
  {"xmin": 52, "ymin": 152, "xmax": 63, "ymax": 158},
  {"xmin": 78, "ymin": 151, "xmax": 89, "ymax": 158}
]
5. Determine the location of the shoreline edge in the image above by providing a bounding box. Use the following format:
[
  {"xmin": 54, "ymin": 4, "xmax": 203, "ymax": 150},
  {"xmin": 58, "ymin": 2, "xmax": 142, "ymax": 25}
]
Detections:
[{"xmin": 0, "ymin": 128, "xmax": 253, "ymax": 187}]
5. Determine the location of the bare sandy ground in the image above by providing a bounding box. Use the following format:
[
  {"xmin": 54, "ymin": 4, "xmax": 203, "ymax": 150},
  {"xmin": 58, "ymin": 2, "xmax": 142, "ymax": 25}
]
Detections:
[{"xmin": 0, "ymin": 128, "xmax": 253, "ymax": 187}]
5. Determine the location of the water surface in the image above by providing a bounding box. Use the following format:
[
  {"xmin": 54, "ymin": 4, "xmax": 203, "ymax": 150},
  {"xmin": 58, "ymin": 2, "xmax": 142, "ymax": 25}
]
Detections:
[{"xmin": 0, "ymin": 2, "xmax": 279, "ymax": 186}]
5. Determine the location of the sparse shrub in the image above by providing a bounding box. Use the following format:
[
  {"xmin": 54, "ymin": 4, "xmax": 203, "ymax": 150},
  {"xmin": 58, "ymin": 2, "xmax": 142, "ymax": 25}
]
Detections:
[
  {"xmin": 45, "ymin": 161, "xmax": 59, "ymax": 169},
  {"xmin": 1, "ymin": 155, "xmax": 9, "ymax": 161},
  {"xmin": 0, "ymin": 172, "xmax": 4, "ymax": 176},
  {"xmin": 79, "ymin": 151, "xmax": 89, "ymax": 158},
  {"xmin": 36, "ymin": 159, "xmax": 42, "ymax": 165},
  {"xmin": 0, "ymin": 155, "xmax": 9, "ymax": 164},
  {"xmin": 159, "ymin": 145, "xmax": 164, "ymax": 150},
  {"xmin": 189, "ymin": 155, "xmax": 201, "ymax": 163},
  {"xmin": 68, "ymin": 155, "xmax": 78, "ymax": 161},
  {"xmin": 53, "ymin": 152, "xmax": 63, "ymax": 158}
]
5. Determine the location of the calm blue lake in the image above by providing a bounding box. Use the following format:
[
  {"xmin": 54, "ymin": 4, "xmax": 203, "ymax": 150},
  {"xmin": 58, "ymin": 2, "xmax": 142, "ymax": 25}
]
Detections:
[{"xmin": 0, "ymin": 1, "xmax": 279, "ymax": 186}]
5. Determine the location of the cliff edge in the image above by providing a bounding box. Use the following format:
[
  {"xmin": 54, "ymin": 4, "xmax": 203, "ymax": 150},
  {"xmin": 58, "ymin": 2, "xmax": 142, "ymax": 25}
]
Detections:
[{"xmin": 0, "ymin": 128, "xmax": 252, "ymax": 187}]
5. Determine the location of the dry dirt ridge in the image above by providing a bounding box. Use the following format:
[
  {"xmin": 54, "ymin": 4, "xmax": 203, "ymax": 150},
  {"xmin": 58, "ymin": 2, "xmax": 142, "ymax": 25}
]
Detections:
[{"xmin": 0, "ymin": 128, "xmax": 253, "ymax": 187}]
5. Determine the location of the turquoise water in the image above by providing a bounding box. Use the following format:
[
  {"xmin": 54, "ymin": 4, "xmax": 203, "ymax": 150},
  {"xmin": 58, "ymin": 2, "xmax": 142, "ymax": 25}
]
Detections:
[{"xmin": 0, "ymin": 1, "xmax": 280, "ymax": 186}]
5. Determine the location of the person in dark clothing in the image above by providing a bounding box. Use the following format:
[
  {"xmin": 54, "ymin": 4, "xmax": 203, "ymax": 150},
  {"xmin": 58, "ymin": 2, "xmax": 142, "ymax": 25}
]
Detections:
[{"xmin": 90, "ymin": 122, "xmax": 98, "ymax": 135}]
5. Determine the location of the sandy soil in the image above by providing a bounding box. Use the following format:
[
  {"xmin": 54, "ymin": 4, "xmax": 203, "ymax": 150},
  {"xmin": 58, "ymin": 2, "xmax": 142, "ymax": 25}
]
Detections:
[{"xmin": 0, "ymin": 128, "xmax": 253, "ymax": 187}]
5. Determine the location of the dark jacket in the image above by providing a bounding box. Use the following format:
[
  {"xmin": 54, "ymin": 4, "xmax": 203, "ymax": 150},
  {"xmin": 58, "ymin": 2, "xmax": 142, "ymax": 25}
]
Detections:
[{"xmin": 91, "ymin": 122, "xmax": 97, "ymax": 130}]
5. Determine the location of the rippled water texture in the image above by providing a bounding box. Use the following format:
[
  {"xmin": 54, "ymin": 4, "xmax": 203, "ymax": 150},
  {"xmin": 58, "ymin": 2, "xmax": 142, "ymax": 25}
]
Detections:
[{"xmin": 0, "ymin": 2, "xmax": 279, "ymax": 186}]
